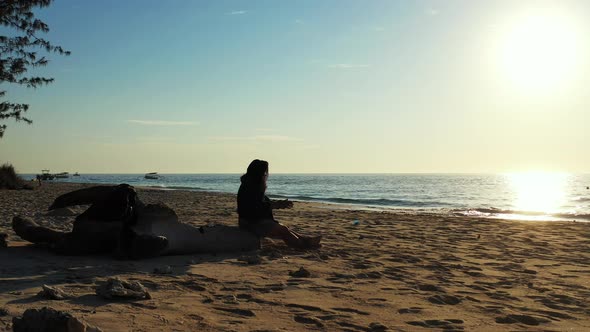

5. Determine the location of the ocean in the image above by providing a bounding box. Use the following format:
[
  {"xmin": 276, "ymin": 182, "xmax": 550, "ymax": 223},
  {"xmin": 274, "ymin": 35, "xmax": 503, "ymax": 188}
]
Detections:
[{"xmin": 23, "ymin": 173, "xmax": 590, "ymax": 222}]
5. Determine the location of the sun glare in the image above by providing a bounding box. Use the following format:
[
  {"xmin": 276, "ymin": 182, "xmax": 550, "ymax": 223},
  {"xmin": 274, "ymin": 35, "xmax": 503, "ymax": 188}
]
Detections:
[
  {"xmin": 496, "ymin": 9, "xmax": 579, "ymax": 92},
  {"xmin": 507, "ymin": 172, "xmax": 568, "ymax": 214}
]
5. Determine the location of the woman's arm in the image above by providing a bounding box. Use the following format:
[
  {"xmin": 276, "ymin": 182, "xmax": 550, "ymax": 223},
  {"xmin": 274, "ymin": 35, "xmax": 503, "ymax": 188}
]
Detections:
[
  {"xmin": 271, "ymin": 199, "xmax": 293, "ymax": 210},
  {"xmin": 238, "ymin": 185, "xmax": 274, "ymax": 219}
]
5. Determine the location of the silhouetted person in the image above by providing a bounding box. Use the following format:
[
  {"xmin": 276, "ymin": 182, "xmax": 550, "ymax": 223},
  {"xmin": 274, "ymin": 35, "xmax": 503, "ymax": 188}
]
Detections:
[{"xmin": 237, "ymin": 159, "xmax": 321, "ymax": 249}]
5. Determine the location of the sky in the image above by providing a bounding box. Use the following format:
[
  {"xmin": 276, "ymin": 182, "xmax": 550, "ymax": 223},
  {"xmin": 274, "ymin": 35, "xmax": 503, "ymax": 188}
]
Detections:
[{"xmin": 1, "ymin": 0, "xmax": 589, "ymax": 174}]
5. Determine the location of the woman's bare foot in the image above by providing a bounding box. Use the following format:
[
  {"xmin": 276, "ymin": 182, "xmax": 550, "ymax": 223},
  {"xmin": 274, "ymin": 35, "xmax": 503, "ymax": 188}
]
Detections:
[{"xmin": 299, "ymin": 235, "xmax": 322, "ymax": 249}]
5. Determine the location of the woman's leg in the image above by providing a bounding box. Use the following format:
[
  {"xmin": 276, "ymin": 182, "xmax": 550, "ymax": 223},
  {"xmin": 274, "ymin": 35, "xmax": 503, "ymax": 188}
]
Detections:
[
  {"xmin": 266, "ymin": 223, "xmax": 321, "ymax": 249},
  {"xmin": 266, "ymin": 223, "xmax": 302, "ymax": 248},
  {"xmin": 12, "ymin": 216, "xmax": 67, "ymax": 244}
]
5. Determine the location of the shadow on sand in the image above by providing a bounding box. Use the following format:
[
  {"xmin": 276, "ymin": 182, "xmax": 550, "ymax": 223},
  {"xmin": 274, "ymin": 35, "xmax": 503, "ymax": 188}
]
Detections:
[{"xmin": 0, "ymin": 241, "xmax": 259, "ymax": 297}]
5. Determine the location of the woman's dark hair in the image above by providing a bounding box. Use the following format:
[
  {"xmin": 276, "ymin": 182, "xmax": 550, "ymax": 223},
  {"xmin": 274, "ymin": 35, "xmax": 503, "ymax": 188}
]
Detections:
[{"xmin": 240, "ymin": 159, "xmax": 268, "ymax": 188}]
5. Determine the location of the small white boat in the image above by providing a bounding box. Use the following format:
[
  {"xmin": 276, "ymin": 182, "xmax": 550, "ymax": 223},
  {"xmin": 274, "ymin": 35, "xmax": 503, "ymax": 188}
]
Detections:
[
  {"xmin": 39, "ymin": 170, "xmax": 55, "ymax": 180},
  {"xmin": 145, "ymin": 172, "xmax": 159, "ymax": 180}
]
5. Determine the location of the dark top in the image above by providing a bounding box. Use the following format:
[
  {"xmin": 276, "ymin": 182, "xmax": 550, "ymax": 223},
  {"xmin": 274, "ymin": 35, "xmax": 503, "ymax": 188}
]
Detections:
[{"xmin": 237, "ymin": 182, "xmax": 274, "ymax": 223}]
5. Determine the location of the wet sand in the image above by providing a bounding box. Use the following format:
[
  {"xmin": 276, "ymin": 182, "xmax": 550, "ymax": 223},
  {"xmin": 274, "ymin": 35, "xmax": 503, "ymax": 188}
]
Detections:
[{"xmin": 1, "ymin": 182, "xmax": 589, "ymax": 331}]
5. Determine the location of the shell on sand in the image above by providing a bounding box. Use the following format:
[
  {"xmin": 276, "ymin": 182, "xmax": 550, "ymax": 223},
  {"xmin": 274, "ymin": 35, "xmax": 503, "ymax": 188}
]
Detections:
[{"xmin": 95, "ymin": 277, "xmax": 151, "ymax": 300}]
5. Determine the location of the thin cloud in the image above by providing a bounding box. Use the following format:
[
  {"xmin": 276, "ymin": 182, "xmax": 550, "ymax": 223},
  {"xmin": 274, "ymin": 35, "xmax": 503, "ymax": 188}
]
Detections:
[
  {"xmin": 208, "ymin": 135, "xmax": 303, "ymax": 142},
  {"xmin": 328, "ymin": 63, "xmax": 370, "ymax": 69},
  {"xmin": 299, "ymin": 144, "xmax": 321, "ymax": 150},
  {"xmin": 294, "ymin": 19, "xmax": 305, "ymax": 24},
  {"xmin": 135, "ymin": 136, "xmax": 176, "ymax": 144},
  {"xmin": 426, "ymin": 8, "xmax": 439, "ymax": 16},
  {"xmin": 254, "ymin": 135, "xmax": 303, "ymax": 142},
  {"xmin": 127, "ymin": 120, "xmax": 199, "ymax": 126},
  {"xmin": 208, "ymin": 136, "xmax": 245, "ymax": 141},
  {"xmin": 70, "ymin": 134, "xmax": 114, "ymax": 143},
  {"xmin": 372, "ymin": 26, "xmax": 385, "ymax": 32},
  {"xmin": 227, "ymin": 10, "xmax": 247, "ymax": 15}
]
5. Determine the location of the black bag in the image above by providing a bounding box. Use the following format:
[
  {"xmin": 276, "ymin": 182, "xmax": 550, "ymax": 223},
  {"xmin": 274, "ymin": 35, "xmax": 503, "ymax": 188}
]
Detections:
[{"xmin": 75, "ymin": 184, "xmax": 138, "ymax": 224}]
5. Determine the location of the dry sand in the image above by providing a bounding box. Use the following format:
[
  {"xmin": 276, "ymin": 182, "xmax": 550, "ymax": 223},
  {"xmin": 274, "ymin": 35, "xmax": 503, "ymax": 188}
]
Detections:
[{"xmin": 1, "ymin": 182, "xmax": 589, "ymax": 331}]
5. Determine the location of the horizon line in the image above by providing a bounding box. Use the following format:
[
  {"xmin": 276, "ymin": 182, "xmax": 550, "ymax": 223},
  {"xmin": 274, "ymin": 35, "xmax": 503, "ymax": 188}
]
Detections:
[{"xmin": 18, "ymin": 171, "xmax": 589, "ymax": 175}]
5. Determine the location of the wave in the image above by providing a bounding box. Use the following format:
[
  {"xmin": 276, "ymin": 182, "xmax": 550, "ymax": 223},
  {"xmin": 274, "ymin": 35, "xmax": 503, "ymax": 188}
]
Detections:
[
  {"xmin": 156, "ymin": 185, "xmax": 207, "ymax": 191},
  {"xmin": 269, "ymin": 194, "xmax": 453, "ymax": 208},
  {"xmin": 452, "ymin": 207, "xmax": 590, "ymax": 222}
]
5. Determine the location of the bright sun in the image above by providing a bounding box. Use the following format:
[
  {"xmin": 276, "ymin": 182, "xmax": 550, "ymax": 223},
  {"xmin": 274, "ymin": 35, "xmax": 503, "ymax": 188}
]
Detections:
[
  {"xmin": 507, "ymin": 171, "xmax": 568, "ymax": 215},
  {"xmin": 497, "ymin": 10, "xmax": 579, "ymax": 92}
]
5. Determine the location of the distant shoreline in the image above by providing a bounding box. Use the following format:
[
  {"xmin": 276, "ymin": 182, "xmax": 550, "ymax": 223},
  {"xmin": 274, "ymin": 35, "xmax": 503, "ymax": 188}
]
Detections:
[{"xmin": 19, "ymin": 180, "xmax": 585, "ymax": 224}]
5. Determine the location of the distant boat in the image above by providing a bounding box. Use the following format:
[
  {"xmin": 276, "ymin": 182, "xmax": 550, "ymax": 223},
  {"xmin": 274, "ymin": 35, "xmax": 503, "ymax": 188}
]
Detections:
[
  {"xmin": 36, "ymin": 170, "xmax": 70, "ymax": 180},
  {"xmin": 54, "ymin": 172, "xmax": 69, "ymax": 179},
  {"xmin": 145, "ymin": 172, "xmax": 159, "ymax": 180},
  {"xmin": 39, "ymin": 170, "xmax": 55, "ymax": 180},
  {"xmin": 73, "ymin": 172, "xmax": 80, "ymax": 176}
]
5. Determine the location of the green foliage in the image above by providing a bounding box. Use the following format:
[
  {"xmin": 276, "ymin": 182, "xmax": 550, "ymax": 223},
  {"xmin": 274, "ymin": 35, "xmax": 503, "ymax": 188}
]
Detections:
[
  {"xmin": 0, "ymin": 163, "xmax": 26, "ymax": 189},
  {"xmin": 0, "ymin": 0, "xmax": 70, "ymax": 138}
]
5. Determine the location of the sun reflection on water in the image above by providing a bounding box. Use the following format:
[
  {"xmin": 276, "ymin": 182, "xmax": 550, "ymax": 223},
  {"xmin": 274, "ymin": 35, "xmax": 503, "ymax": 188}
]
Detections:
[{"xmin": 507, "ymin": 172, "xmax": 569, "ymax": 214}]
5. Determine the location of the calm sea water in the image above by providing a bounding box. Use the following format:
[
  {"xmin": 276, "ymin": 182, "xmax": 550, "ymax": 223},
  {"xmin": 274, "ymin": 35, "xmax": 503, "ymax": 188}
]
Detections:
[{"xmin": 23, "ymin": 173, "xmax": 590, "ymax": 222}]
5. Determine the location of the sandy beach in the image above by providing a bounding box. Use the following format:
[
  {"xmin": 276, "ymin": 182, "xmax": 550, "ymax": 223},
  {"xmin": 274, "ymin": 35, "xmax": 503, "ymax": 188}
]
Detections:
[{"xmin": 0, "ymin": 182, "xmax": 589, "ymax": 331}]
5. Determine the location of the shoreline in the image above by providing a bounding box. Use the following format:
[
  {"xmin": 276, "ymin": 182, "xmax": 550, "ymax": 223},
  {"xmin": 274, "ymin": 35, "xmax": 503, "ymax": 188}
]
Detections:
[
  {"xmin": 1, "ymin": 182, "xmax": 589, "ymax": 331},
  {"xmin": 23, "ymin": 179, "xmax": 589, "ymax": 223}
]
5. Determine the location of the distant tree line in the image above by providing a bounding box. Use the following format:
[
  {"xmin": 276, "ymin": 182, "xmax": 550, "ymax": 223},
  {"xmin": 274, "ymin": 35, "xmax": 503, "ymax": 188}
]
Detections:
[{"xmin": 0, "ymin": 0, "xmax": 69, "ymax": 138}]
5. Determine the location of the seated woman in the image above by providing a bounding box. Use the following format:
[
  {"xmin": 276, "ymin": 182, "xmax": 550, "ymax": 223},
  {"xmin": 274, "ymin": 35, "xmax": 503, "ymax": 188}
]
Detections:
[{"xmin": 237, "ymin": 159, "xmax": 321, "ymax": 249}]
